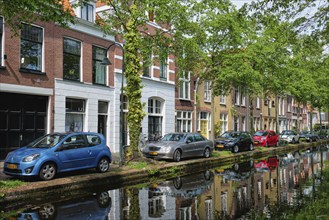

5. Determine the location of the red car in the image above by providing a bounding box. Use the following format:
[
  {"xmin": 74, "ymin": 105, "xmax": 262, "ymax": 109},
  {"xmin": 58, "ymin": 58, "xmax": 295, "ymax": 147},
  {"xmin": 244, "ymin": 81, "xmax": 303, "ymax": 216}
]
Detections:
[{"xmin": 253, "ymin": 130, "xmax": 279, "ymax": 147}]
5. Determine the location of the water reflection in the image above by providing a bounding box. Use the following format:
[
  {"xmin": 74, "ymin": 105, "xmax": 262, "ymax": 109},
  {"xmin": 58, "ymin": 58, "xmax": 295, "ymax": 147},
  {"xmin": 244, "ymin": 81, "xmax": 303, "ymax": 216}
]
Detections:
[
  {"xmin": 12, "ymin": 191, "xmax": 111, "ymax": 220},
  {"xmin": 4, "ymin": 146, "xmax": 329, "ymax": 220}
]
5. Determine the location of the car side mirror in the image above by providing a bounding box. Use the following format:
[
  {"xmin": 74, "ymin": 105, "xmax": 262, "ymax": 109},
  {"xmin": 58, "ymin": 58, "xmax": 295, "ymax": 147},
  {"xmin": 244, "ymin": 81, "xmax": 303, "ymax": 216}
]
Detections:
[{"xmin": 186, "ymin": 139, "xmax": 192, "ymax": 144}]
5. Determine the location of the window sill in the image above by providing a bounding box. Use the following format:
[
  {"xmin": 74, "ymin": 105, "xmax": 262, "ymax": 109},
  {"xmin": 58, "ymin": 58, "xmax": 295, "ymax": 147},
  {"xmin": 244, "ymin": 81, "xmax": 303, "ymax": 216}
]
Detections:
[
  {"xmin": 179, "ymin": 98, "xmax": 191, "ymax": 101},
  {"xmin": 19, "ymin": 68, "xmax": 46, "ymax": 75},
  {"xmin": 220, "ymin": 103, "xmax": 226, "ymax": 105},
  {"xmin": 160, "ymin": 77, "xmax": 167, "ymax": 81}
]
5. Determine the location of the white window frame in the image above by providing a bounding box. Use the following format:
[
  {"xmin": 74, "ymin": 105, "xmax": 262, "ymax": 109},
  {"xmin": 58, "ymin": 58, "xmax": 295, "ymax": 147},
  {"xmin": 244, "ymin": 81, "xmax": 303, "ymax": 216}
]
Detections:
[
  {"xmin": 176, "ymin": 111, "xmax": 192, "ymax": 132},
  {"xmin": 204, "ymin": 81, "xmax": 211, "ymax": 102},
  {"xmin": 81, "ymin": 3, "xmax": 94, "ymax": 22},
  {"xmin": 256, "ymin": 97, "xmax": 260, "ymax": 109},
  {"xmin": 178, "ymin": 72, "xmax": 190, "ymax": 100},
  {"xmin": 220, "ymin": 113, "xmax": 228, "ymax": 133},
  {"xmin": 234, "ymin": 88, "xmax": 240, "ymax": 105},
  {"xmin": 220, "ymin": 95, "xmax": 226, "ymax": 104}
]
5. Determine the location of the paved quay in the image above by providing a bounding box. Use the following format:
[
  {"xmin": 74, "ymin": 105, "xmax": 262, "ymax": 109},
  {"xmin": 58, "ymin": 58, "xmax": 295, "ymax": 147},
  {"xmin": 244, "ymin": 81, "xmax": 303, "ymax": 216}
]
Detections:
[{"xmin": 1, "ymin": 140, "xmax": 328, "ymax": 207}]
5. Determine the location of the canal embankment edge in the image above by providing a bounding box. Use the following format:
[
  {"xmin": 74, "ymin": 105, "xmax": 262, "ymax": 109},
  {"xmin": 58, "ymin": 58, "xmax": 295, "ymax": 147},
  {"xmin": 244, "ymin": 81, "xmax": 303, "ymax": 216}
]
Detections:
[{"xmin": 1, "ymin": 140, "xmax": 328, "ymax": 209}]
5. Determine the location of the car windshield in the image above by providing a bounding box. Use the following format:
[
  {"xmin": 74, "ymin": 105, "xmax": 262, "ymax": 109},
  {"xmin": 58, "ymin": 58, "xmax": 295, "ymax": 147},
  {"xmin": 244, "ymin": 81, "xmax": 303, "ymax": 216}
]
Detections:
[
  {"xmin": 221, "ymin": 132, "xmax": 240, "ymax": 138},
  {"xmin": 254, "ymin": 131, "xmax": 268, "ymax": 136},
  {"xmin": 161, "ymin": 133, "xmax": 185, "ymax": 141},
  {"xmin": 281, "ymin": 131, "xmax": 295, "ymax": 135},
  {"xmin": 27, "ymin": 134, "xmax": 67, "ymax": 148}
]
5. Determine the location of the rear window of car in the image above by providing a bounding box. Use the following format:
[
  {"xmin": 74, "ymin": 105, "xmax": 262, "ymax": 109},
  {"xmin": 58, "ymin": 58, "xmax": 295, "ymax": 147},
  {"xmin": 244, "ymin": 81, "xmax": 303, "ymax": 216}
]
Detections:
[
  {"xmin": 86, "ymin": 134, "xmax": 101, "ymax": 146},
  {"xmin": 194, "ymin": 134, "xmax": 205, "ymax": 141}
]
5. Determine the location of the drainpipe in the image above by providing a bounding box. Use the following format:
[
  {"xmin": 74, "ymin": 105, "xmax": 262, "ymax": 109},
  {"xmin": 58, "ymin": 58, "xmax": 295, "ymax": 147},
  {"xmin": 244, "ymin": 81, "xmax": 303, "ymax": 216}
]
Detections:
[{"xmin": 194, "ymin": 77, "xmax": 200, "ymax": 132}]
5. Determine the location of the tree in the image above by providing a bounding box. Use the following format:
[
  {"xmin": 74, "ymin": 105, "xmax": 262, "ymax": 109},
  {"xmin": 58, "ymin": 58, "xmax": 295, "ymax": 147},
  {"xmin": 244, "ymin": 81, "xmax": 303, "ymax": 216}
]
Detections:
[
  {"xmin": 98, "ymin": 0, "xmax": 199, "ymax": 161},
  {"xmin": 0, "ymin": 0, "xmax": 76, "ymax": 34}
]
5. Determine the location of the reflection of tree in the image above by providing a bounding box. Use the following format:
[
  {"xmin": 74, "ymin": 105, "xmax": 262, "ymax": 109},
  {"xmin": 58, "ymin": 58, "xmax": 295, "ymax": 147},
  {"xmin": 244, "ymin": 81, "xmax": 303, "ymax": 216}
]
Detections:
[{"xmin": 127, "ymin": 187, "xmax": 141, "ymax": 220}]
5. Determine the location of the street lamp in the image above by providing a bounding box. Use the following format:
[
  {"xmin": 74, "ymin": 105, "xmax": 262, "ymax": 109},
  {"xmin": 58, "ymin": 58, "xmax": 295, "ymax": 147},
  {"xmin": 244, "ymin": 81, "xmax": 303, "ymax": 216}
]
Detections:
[{"xmin": 101, "ymin": 42, "xmax": 125, "ymax": 167}]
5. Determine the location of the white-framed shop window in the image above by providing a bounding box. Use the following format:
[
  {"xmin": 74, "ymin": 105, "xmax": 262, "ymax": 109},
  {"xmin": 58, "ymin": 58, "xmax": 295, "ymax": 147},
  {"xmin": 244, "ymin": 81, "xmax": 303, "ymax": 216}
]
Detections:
[{"xmin": 65, "ymin": 98, "xmax": 85, "ymax": 132}]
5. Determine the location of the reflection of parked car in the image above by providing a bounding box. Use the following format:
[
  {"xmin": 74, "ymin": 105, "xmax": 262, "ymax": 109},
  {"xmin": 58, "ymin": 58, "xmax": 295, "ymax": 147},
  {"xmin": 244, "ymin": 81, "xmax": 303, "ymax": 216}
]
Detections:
[
  {"xmin": 215, "ymin": 131, "xmax": 254, "ymax": 153},
  {"xmin": 215, "ymin": 160, "xmax": 254, "ymax": 181},
  {"xmin": 254, "ymin": 156, "xmax": 279, "ymax": 172},
  {"xmin": 280, "ymin": 130, "xmax": 300, "ymax": 144},
  {"xmin": 142, "ymin": 133, "xmax": 214, "ymax": 162},
  {"xmin": 15, "ymin": 191, "xmax": 111, "ymax": 220},
  {"xmin": 148, "ymin": 170, "xmax": 214, "ymax": 198},
  {"xmin": 4, "ymin": 132, "xmax": 112, "ymax": 180},
  {"xmin": 299, "ymin": 131, "xmax": 319, "ymax": 142},
  {"xmin": 253, "ymin": 130, "xmax": 279, "ymax": 147}
]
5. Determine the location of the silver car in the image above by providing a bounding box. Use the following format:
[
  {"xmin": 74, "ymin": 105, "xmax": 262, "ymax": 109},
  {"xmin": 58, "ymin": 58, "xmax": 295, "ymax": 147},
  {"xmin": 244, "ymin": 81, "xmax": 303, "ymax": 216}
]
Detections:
[
  {"xmin": 280, "ymin": 130, "xmax": 300, "ymax": 144},
  {"xmin": 142, "ymin": 132, "xmax": 214, "ymax": 162}
]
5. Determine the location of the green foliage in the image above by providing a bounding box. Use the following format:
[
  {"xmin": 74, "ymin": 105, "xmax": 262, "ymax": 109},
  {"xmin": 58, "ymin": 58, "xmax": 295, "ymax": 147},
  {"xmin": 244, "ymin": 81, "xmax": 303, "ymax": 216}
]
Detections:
[
  {"xmin": 0, "ymin": 0, "xmax": 76, "ymax": 34},
  {"xmin": 0, "ymin": 180, "xmax": 24, "ymax": 189},
  {"xmin": 127, "ymin": 161, "xmax": 148, "ymax": 170}
]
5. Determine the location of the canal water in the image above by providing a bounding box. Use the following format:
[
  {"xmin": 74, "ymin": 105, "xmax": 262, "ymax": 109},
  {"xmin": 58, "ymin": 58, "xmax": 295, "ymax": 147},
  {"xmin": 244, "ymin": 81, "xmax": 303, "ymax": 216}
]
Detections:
[{"xmin": 3, "ymin": 145, "xmax": 329, "ymax": 220}]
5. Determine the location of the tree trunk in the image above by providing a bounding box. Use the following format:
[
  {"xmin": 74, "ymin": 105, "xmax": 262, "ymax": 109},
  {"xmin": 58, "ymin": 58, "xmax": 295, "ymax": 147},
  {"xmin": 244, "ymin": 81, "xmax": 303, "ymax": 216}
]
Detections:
[
  {"xmin": 275, "ymin": 96, "xmax": 279, "ymax": 133},
  {"xmin": 124, "ymin": 4, "xmax": 145, "ymax": 162}
]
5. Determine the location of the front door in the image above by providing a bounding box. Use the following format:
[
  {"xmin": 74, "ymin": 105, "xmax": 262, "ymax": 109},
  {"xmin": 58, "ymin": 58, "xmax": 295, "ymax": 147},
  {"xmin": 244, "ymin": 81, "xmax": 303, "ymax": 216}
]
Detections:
[{"xmin": 0, "ymin": 93, "xmax": 47, "ymax": 160}]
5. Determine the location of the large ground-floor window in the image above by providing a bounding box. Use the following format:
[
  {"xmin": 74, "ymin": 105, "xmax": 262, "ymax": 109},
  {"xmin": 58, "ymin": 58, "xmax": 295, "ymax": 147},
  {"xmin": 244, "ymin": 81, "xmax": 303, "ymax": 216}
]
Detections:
[{"xmin": 65, "ymin": 98, "xmax": 85, "ymax": 132}]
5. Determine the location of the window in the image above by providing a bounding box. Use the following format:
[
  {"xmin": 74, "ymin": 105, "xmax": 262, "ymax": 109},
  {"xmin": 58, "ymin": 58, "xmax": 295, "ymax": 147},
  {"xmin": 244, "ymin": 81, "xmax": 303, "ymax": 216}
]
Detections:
[
  {"xmin": 81, "ymin": 3, "xmax": 94, "ymax": 22},
  {"xmin": 148, "ymin": 98, "xmax": 163, "ymax": 141},
  {"xmin": 143, "ymin": 52, "xmax": 152, "ymax": 77},
  {"xmin": 65, "ymin": 98, "xmax": 85, "ymax": 132},
  {"xmin": 240, "ymin": 89, "xmax": 246, "ymax": 106},
  {"xmin": 234, "ymin": 88, "xmax": 240, "ymax": 105},
  {"xmin": 199, "ymin": 112, "xmax": 209, "ymax": 138},
  {"xmin": 220, "ymin": 114, "xmax": 228, "ymax": 133},
  {"xmin": 256, "ymin": 97, "xmax": 260, "ymax": 109},
  {"xmin": 179, "ymin": 72, "xmax": 190, "ymax": 100},
  {"xmin": 204, "ymin": 81, "xmax": 211, "ymax": 102},
  {"xmin": 92, "ymin": 46, "xmax": 106, "ymax": 85},
  {"xmin": 98, "ymin": 101, "xmax": 108, "ymax": 138},
  {"xmin": 160, "ymin": 49, "xmax": 167, "ymax": 80},
  {"xmin": 20, "ymin": 24, "xmax": 43, "ymax": 71},
  {"xmin": 220, "ymin": 95, "xmax": 226, "ymax": 104},
  {"xmin": 63, "ymin": 38, "xmax": 81, "ymax": 81},
  {"xmin": 0, "ymin": 17, "xmax": 3, "ymax": 66},
  {"xmin": 176, "ymin": 111, "xmax": 192, "ymax": 132}
]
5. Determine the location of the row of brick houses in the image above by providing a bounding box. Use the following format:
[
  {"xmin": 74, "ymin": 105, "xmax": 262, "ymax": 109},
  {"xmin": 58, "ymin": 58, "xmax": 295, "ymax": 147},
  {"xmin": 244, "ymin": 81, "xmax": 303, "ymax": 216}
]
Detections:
[{"xmin": 0, "ymin": 1, "xmax": 327, "ymax": 160}]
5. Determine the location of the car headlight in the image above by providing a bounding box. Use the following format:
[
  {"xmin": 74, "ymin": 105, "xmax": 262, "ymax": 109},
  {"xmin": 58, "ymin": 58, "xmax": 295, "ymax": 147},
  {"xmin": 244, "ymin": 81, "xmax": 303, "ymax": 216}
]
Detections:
[
  {"xmin": 23, "ymin": 153, "xmax": 40, "ymax": 162},
  {"xmin": 161, "ymin": 146, "xmax": 172, "ymax": 153},
  {"xmin": 261, "ymin": 137, "xmax": 266, "ymax": 141}
]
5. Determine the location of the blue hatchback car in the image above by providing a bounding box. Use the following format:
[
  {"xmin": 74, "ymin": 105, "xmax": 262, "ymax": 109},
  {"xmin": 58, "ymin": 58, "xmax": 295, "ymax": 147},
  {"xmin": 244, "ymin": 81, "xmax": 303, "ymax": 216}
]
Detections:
[{"xmin": 3, "ymin": 132, "xmax": 112, "ymax": 180}]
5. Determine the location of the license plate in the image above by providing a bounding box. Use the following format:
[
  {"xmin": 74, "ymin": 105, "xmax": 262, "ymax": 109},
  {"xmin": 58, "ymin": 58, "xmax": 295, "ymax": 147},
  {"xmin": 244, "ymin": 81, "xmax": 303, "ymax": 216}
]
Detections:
[
  {"xmin": 149, "ymin": 152, "xmax": 158, "ymax": 156},
  {"xmin": 7, "ymin": 163, "xmax": 18, "ymax": 169},
  {"xmin": 254, "ymin": 141, "xmax": 259, "ymax": 144},
  {"xmin": 217, "ymin": 145, "xmax": 224, "ymax": 148}
]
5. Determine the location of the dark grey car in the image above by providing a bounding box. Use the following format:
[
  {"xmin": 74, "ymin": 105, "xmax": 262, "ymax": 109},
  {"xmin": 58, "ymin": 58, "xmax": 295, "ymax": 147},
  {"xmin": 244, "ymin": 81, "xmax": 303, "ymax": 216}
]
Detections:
[{"xmin": 142, "ymin": 132, "xmax": 214, "ymax": 162}]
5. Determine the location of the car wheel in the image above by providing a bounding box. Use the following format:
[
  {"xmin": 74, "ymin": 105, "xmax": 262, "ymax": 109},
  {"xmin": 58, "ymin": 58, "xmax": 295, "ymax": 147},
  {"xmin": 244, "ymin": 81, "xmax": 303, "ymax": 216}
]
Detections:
[
  {"xmin": 204, "ymin": 147, "xmax": 210, "ymax": 158},
  {"xmin": 39, "ymin": 162, "xmax": 57, "ymax": 181},
  {"xmin": 249, "ymin": 143, "xmax": 254, "ymax": 151},
  {"xmin": 233, "ymin": 163, "xmax": 239, "ymax": 171},
  {"xmin": 96, "ymin": 157, "xmax": 110, "ymax": 173},
  {"xmin": 38, "ymin": 203, "xmax": 56, "ymax": 219},
  {"xmin": 97, "ymin": 191, "xmax": 111, "ymax": 208},
  {"xmin": 232, "ymin": 145, "xmax": 239, "ymax": 153},
  {"xmin": 173, "ymin": 176, "xmax": 182, "ymax": 189},
  {"xmin": 173, "ymin": 149, "xmax": 182, "ymax": 162}
]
